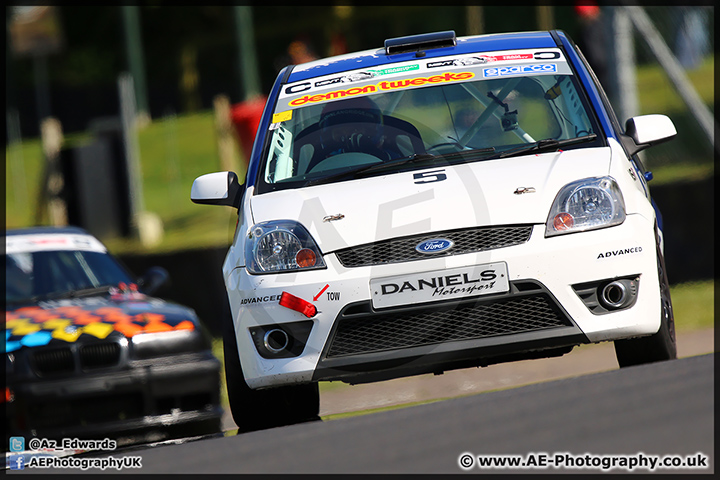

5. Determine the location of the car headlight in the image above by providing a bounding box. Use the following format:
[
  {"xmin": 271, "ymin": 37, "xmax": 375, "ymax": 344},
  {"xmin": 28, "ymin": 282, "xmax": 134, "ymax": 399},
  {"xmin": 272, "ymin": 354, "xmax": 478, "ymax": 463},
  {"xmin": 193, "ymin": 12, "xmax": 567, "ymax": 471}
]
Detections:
[
  {"xmin": 545, "ymin": 177, "xmax": 626, "ymax": 237},
  {"xmin": 245, "ymin": 220, "xmax": 326, "ymax": 274}
]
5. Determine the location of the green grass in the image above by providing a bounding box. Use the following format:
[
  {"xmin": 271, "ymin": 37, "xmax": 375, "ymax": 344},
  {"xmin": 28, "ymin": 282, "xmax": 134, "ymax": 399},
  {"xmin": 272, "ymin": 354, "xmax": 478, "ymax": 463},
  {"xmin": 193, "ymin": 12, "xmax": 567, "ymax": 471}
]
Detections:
[
  {"xmin": 670, "ymin": 280, "xmax": 715, "ymax": 332},
  {"xmin": 109, "ymin": 111, "xmax": 248, "ymax": 253},
  {"xmin": 321, "ymin": 398, "xmax": 446, "ymax": 421},
  {"xmin": 636, "ymin": 55, "xmax": 715, "ymax": 182},
  {"xmin": 636, "ymin": 56, "xmax": 714, "ymax": 116},
  {"xmin": 645, "ymin": 162, "xmax": 715, "ymax": 187},
  {"xmin": 5, "ymin": 112, "xmax": 246, "ymax": 254},
  {"xmin": 5, "ymin": 138, "xmax": 44, "ymax": 228}
]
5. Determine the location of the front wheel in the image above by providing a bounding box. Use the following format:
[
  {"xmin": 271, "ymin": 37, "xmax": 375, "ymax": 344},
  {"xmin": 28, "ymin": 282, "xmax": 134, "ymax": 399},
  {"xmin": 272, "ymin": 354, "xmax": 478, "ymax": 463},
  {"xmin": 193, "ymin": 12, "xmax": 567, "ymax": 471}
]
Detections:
[
  {"xmin": 614, "ymin": 228, "xmax": 677, "ymax": 367},
  {"xmin": 223, "ymin": 315, "xmax": 320, "ymax": 433}
]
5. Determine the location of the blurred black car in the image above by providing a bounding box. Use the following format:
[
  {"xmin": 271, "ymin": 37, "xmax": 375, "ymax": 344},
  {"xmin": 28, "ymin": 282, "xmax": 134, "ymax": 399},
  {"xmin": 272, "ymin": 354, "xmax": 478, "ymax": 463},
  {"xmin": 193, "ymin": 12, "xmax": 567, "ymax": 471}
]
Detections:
[{"xmin": 4, "ymin": 226, "xmax": 223, "ymax": 448}]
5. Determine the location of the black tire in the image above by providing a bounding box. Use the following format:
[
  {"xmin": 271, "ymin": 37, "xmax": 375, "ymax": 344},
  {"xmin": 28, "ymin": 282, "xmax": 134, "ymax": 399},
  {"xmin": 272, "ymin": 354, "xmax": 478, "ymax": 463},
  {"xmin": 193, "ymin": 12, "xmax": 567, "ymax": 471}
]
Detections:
[
  {"xmin": 614, "ymin": 227, "xmax": 677, "ymax": 367},
  {"xmin": 222, "ymin": 314, "xmax": 320, "ymax": 433}
]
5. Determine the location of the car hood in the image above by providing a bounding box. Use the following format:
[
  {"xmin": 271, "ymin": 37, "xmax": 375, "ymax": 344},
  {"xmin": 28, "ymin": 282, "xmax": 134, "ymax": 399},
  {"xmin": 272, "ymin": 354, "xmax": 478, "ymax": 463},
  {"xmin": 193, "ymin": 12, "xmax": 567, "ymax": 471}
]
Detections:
[
  {"xmin": 5, "ymin": 292, "xmax": 201, "ymax": 352},
  {"xmin": 250, "ymin": 147, "xmax": 612, "ymax": 252}
]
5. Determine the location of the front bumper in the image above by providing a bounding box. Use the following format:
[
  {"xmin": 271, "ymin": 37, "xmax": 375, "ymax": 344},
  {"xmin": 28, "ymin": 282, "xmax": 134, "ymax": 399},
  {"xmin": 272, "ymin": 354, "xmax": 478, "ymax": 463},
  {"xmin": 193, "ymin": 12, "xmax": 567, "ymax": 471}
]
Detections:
[
  {"xmin": 228, "ymin": 215, "xmax": 661, "ymax": 389},
  {"xmin": 6, "ymin": 352, "xmax": 223, "ymax": 444},
  {"xmin": 313, "ymin": 280, "xmax": 589, "ymax": 383}
]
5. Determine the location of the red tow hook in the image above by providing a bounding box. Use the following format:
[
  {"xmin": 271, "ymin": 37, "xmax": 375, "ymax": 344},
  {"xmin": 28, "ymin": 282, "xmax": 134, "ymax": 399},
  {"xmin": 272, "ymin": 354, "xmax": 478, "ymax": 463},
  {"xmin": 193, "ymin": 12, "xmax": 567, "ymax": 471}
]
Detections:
[{"xmin": 279, "ymin": 292, "xmax": 317, "ymax": 318}]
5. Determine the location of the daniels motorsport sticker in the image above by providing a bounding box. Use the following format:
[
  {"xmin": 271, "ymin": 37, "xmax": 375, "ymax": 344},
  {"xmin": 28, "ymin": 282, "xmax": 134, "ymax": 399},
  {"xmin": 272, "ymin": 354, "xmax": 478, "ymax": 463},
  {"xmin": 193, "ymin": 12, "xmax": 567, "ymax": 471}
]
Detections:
[{"xmin": 370, "ymin": 263, "xmax": 509, "ymax": 309}]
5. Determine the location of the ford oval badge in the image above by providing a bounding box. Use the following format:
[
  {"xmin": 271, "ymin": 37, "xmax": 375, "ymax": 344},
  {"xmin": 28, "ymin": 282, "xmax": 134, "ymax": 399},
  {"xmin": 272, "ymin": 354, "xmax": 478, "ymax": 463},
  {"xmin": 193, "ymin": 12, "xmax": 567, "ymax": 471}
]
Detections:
[{"xmin": 415, "ymin": 238, "xmax": 454, "ymax": 254}]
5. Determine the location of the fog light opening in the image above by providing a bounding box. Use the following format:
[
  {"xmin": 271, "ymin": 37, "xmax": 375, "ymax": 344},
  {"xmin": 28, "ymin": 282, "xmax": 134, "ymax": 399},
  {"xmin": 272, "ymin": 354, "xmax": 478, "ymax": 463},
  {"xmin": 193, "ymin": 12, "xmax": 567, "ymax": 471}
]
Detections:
[
  {"xmin": 600, "ymin": 279, "xmax": 637, "ymax": 309},
  {"xmin": 263, "ymin": 328, "xmax": 290, "ymax": 353},
  {"xmin": 603, "ymin": 283, "xmax": 626, "ymax": 307}
]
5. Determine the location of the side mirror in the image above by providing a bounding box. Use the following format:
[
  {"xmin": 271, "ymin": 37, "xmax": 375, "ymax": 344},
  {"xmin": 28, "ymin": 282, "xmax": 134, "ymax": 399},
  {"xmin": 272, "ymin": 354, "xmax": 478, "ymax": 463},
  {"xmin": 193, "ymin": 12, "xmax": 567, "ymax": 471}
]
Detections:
[
  {"xmin": 621, "ymin": 114, "xmax": 677, "ymax": 156},
  {"xmin": 138, "ymin": 266, "xmax": 170, "ymax": 296},
  {"xmin": 191, "ymin": 171, "xmax": 243, "ymax": 208}
]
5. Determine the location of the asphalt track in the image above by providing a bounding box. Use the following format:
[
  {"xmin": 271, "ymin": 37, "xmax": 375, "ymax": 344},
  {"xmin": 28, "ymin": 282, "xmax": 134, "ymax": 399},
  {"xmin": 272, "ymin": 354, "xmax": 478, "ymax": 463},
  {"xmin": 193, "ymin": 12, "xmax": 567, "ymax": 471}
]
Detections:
[{"xmin": 28, "ymin": 352, "xmax": 714, "ymax": 474}]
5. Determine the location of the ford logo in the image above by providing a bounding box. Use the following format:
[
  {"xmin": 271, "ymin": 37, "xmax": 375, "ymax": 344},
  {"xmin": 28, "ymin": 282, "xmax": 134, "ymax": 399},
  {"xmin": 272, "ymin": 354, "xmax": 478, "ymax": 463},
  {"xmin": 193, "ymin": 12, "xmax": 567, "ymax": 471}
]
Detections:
[{"xmin": 415, "ymin": 238, "xmax": 454, "ymax": 254}]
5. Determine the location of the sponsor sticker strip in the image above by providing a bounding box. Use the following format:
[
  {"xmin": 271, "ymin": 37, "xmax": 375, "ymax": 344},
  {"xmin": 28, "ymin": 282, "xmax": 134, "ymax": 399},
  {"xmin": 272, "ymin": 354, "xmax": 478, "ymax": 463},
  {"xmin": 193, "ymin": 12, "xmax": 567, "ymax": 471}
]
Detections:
[
  {"xmin": 277, "ymin": 49, "xmax": 567, "ymax": 111},
  {"xmin": 288, "ymin": 72, "xmax": 474, "ymax": 107},
  {"xmin": 6, "ymin": 234, "xmax": 107, "ymax": 254},
  {"xmin": 371, "ymin": 263, "xmax": 509, "ymax": 309}
]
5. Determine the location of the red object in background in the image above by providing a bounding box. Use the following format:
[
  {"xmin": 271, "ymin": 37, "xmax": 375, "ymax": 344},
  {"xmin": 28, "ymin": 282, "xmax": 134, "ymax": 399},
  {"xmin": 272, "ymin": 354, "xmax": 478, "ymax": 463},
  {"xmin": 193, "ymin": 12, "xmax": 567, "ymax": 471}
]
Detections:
[
  {"xmin": 230, "ymin": 96, "xmax": 267, "ymax": 164},
  {"xmin": 575, "ymin": 3, "xmax": 600, "ymax": 19}
]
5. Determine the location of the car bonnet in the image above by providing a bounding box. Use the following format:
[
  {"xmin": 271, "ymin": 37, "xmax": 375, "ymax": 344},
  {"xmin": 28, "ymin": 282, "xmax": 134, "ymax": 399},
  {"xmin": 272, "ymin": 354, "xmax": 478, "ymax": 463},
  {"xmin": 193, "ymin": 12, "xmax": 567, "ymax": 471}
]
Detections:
[
  {"xmin": 5, "ymin": 295, "xmax": 200, "ymax": 353},
  {"xmin": 249, "ymin": 146, "xmax": 612, "ymax": 254}
]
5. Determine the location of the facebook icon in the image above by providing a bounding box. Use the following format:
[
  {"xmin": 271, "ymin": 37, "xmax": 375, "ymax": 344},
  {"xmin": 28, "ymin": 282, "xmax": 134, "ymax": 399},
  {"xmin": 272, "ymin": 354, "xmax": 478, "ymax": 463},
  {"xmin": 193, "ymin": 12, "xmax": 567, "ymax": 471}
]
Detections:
[{"xmin": 9, "ymin": 454, "xmax": 25, "ymax": 470}]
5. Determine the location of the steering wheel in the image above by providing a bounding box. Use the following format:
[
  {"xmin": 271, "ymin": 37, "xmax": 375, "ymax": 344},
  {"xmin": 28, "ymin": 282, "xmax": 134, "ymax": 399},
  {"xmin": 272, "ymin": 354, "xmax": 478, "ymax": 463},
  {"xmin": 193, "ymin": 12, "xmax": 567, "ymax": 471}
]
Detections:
[{"xmin": 307, "ymin": 152, "xmax": 381, "ymax": 173}]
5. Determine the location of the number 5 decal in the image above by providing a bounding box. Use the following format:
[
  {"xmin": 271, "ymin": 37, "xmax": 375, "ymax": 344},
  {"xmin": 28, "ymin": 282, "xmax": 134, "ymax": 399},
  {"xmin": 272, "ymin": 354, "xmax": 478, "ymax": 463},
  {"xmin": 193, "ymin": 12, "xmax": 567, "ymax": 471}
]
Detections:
[{"xmin": 413, "ymin": 169, "xmax": 447, "ymax": 184}]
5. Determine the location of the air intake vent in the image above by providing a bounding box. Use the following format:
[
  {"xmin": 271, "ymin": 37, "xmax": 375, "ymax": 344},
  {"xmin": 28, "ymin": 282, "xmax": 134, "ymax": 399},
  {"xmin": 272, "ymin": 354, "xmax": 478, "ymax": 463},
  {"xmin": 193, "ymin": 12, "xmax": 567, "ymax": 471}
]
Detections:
[
  {"xmin": 335, "ymin": 225, "xmax": 533, "ymax": 268},
  {"xmin": 325, "ymin": 293, "xmax": 570, "ymax": 358},
  {"xmin": 80, "ymin": 342, "xmax": 122, "ymax": 369},
  {"xmin": 385, "ymin": 30, "xmax": 456, "ymax": 55},
  {"xmin": 32, "ymin": 348, "xmax": 74, "ymax": 376}
]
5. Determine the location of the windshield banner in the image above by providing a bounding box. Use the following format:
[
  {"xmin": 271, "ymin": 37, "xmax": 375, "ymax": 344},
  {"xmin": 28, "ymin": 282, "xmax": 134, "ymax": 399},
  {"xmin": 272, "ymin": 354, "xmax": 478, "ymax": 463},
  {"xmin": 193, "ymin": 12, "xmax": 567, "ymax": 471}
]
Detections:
[{"xmin": 277, "ymin": 48, "xmax": 570, "ymax": 112}]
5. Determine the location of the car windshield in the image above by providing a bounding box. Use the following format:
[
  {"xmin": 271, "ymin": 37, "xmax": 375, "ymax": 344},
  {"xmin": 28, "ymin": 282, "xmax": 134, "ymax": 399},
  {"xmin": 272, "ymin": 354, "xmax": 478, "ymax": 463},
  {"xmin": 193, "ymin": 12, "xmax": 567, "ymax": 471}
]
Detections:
[
  {"xmin": 5, "ymin": 249, "xmax": 133, "ymax": 303},
  {"xmin": 257, "ymin": 48, "xmax": 602, "ymax": 193}
]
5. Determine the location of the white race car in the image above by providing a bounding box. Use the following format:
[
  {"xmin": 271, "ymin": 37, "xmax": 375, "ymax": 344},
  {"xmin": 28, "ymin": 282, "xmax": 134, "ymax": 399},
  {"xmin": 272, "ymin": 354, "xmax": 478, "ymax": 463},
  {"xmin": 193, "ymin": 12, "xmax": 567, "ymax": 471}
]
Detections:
[{"xmin": 192, "ymin": 30, "xmax": 677, "ymax": 432}]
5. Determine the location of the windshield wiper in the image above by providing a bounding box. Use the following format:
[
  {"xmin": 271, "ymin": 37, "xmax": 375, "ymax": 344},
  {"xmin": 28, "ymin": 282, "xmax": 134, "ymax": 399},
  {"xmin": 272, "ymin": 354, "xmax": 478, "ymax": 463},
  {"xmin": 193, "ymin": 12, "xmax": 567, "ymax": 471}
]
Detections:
[
  {"xmin": 305, "ymin": 147, "xmax": 497, "ymax": 187},
  {"xmin": 16, "ymin": 285, "xmax": 116, "ymax": 303},
  {"xmin": 497, "ymin": 134, "xmax": 598, "ymax": 159},
  {"xmin": 433, "ymin": 146, "xmax": 496, "ymax": 162},
  {"xmin": 306, "ymin": 153, "xmax": 436, "ymax": 186},
  {"xmin": 52, "ymin": 285, "xmax": 116, "ymax": 299}
]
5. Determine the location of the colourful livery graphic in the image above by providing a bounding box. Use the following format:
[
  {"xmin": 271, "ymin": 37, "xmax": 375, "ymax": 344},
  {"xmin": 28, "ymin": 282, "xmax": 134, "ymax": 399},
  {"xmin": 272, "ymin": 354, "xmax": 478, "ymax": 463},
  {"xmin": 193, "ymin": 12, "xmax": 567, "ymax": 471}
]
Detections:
[{"xmin": 6, "ymin": 300, "xmax": 197, "ymax": 351}]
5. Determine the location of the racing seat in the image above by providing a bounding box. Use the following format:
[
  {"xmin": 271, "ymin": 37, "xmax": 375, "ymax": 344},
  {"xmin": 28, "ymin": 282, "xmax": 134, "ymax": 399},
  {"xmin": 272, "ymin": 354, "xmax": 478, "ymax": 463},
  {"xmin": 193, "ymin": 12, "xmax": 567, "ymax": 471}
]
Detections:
[{"xmin": 382, "ymin": 116, "xmax": 427, "ymax": 158}]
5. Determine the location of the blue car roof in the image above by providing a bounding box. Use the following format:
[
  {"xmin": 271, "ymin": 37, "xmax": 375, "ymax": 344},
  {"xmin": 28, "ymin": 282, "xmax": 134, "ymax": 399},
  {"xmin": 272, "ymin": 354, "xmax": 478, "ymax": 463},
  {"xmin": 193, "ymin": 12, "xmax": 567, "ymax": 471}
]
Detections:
[{"xmin": 287, "ymin": 31, "xmax": 558, "ymax": 83}]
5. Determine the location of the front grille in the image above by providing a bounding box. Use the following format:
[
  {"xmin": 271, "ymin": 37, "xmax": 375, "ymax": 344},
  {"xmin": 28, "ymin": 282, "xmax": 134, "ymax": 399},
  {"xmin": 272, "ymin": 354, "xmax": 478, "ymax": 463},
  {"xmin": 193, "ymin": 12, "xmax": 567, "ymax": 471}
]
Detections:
[
  {"xmin": 30, "ymin": 341, "xmax": 123, "ymax": 376},
  {"xmin": 80, "ymin": 342, "xmax": 122, "ymax": 369},
  {"xmin": 325, "ymin": 291, "xmax": 570, "ymax": 358},
  {"xmin": 32, "ymin": 348, "xmax": 74, "ymax": 376},
  {"xmin": 335, "ymin": 225, "xmax": 533, "ymax": 268}
]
